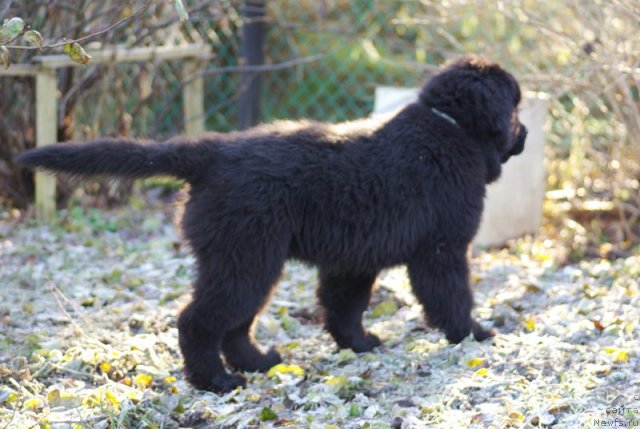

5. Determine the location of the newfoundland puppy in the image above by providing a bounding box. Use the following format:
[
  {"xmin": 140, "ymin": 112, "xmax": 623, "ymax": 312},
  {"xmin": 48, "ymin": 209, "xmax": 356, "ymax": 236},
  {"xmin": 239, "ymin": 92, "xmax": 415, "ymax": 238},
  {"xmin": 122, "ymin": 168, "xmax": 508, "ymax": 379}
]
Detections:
[{"xmin": 17, "ymin": 56, "xmax": 528, "ymax": 392}]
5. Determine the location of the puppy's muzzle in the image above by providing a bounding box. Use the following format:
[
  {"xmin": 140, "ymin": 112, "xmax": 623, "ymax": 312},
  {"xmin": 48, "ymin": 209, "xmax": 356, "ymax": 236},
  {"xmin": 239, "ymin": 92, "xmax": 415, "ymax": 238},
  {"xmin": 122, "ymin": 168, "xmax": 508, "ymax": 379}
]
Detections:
[{"xmin": 501, "ymin": 124, "xmax": 527, "ymax": 163}]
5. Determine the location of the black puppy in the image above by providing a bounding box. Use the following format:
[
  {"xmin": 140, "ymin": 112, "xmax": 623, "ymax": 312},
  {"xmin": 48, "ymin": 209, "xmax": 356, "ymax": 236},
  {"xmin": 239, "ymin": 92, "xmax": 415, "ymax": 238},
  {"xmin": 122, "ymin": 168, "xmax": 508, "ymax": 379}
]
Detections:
[{"xmin": 17, "ymin": 56, "xmax": 527, "ymax": 392}]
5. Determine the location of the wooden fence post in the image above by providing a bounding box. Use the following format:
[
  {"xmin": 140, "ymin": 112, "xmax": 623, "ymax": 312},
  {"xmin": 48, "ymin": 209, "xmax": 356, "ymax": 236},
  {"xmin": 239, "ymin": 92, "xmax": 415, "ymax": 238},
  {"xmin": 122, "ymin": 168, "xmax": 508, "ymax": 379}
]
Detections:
[
  {"xmin": 35, "ymin": 68, "xmax": 58, "ymax": 221},
  {"xmin": 183, "ymin": 60, "xmax": 206, "ymax": 136},
  {"xmin": 0, "ymin": 45, "xmax": 210, "ymax": 222}
]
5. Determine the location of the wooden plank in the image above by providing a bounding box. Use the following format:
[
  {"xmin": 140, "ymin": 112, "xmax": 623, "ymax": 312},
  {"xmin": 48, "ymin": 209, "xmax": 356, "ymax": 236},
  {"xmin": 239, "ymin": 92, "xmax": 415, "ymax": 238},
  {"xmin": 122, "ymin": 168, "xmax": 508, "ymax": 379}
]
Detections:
[
  {"xmin": 182, "ymin": 59, "xmax": 205, "ymax": 136},
  {"xmin": 35, "ymin": 68, "xmax": 58, "ymax": 221},
  {"xmin": 32, "ymin": 44, "xmax": 210, "ymax": 69},
  {"xmin": 0, "ymin": 63, "xmax": 38, "ymax": 76},
  {"xmin": 8, "ymin": 43, "xmax": 212, "ymax": 221}
]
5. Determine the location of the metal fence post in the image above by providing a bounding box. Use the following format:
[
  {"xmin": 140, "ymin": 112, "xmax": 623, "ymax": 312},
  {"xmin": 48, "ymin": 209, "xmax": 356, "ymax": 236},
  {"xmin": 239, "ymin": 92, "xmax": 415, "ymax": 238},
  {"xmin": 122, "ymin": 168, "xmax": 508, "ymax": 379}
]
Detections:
[
  {"xmin": 35, "ymin": 68, "xmax": 58, "ymax": 221},
  {"xmin": 238, "ymin": 0, "xmax": 266, "ymax": 130}
]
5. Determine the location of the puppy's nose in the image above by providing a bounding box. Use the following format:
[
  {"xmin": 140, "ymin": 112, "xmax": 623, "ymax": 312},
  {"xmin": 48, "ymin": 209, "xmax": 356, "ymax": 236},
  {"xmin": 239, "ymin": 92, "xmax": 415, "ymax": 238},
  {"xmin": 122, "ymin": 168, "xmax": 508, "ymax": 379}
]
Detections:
[{"xmin": 520, "ymin": 125, "xmax": 528, "ymax": 140}]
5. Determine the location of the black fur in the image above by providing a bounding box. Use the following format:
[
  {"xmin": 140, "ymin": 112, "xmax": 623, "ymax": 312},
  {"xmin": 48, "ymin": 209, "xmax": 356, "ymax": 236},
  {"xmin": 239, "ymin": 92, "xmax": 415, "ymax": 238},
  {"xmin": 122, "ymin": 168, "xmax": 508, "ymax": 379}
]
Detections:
[{"xmin": 16, "ymin": 56, "xmax": 528, "ymax": 393}]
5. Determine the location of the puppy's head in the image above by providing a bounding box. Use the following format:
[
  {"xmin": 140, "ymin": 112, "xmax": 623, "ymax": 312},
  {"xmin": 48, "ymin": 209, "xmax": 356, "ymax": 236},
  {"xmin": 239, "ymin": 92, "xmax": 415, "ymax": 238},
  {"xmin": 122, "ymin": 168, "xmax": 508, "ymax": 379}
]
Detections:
[{"xmin": 419, "ymin": 56, "xmax": 527, "ymax": 183}]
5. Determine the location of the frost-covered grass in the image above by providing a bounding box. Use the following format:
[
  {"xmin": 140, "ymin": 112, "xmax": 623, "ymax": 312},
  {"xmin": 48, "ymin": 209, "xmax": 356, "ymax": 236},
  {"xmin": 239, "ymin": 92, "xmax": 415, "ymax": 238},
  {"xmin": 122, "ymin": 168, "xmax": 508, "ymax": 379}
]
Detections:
[{"xmin": 1, "ymin": 205, "xmax": 639, "ymax": 428}]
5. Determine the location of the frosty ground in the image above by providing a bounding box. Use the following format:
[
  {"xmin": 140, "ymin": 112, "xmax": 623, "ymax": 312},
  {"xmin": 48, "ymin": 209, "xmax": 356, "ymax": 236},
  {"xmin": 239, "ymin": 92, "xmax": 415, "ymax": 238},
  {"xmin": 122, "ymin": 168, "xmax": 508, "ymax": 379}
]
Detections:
[{"xmin": 1, "ymin": 205, "xmax": 638, "ymax": 428}]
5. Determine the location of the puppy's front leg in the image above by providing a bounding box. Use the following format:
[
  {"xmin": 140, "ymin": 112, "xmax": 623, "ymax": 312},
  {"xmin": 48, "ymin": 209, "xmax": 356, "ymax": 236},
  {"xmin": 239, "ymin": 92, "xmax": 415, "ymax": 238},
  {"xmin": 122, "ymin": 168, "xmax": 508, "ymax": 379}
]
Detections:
[
  {"xmin": 407, "ymin": 243, "xmax": 494, "ymax": 343},
  {"xmin": 317, "ymin": 269, "xmax": 381, "ymax": 352}
]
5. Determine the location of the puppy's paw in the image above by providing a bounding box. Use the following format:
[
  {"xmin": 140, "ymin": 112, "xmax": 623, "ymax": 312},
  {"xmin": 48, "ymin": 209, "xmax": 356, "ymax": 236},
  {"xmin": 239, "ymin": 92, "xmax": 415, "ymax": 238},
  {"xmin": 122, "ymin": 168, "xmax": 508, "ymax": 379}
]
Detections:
[
  {"xmin": 260, "ymin": 347, "xmax": 283, "ymax": 371},
  {"xmin": 472, "ymin": 320, "xmax": 496, "ymax": 342},
  {"xmin": 226, "ymin": 347, "xmax": 282, "ymax": 373},
  {"xmin": 349, "ymin": 332, "xmax": 382, "ymax": 353},
  {"xmin": 189, "ymin": 372, "xmax": 246, "ymax": 393},
  {"xmin": 208, "ymin": 373, "xmax": 247, "ymax": 393},
  {"xmin": 444, "ymin": 329, "xmax": 470, "ymax": 344}
]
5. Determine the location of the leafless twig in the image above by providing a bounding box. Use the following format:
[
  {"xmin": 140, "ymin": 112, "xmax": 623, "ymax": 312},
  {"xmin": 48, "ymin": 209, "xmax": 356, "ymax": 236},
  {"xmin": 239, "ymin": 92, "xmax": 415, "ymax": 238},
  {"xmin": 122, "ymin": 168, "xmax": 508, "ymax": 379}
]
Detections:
[{"xmin": 3, "ymin": 0, "xmax": 154, "ymax": 50}]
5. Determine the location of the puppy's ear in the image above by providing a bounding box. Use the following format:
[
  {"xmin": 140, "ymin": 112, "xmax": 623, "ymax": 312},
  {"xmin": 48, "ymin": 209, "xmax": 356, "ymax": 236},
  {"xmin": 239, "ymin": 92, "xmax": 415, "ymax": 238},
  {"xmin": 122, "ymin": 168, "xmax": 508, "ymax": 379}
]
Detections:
[
  {"xmin": 484, "ymin": 149, "xmax": 504, "ymax": 184},
  {"xmin": 482, "ymin": 93, "xmax": 521, "ymax": 184},
  {"xmin": 487, "ymin": 112, "xmax": 513, "ymax": 154}
]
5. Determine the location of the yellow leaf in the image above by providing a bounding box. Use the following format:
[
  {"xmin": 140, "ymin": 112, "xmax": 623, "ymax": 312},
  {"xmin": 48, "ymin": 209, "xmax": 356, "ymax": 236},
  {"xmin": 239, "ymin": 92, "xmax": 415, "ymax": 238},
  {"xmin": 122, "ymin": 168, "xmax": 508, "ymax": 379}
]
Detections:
[
  {"xmin": 523, "ymin": 315, "xmax": 535, "ymax": 331},
  {"xmin": 614, "ymin": 350, "xmax": 629, "ymax": 363},
  {"xmin": 63, "ymin": 42, "xmax": 92, "ymax": 65},
  {"xmin": 556, "ymin": 47, "xmax": 572, "ymax": 65},
  {"xmin": 104, "ymin": 390, "xmax": 119, "ymax": 409},
  {"xmin": 325, "ymin": 375, "xmax": 349, "ymax": 394},
  {"xmin": 281, "ymin": 341, "xmax": 300, "ymax": 351},
  {"xmin": 466, "ymin": 358, "xmax": 484, "ymax": 368},
  {"xmin": 267, "ymin": 363, "xmax": 304, "ymax": 378},
  {"xmin": 82, "ymin": 394, "xmax": 98, "ymax": 408},
  {"xmin": 509, "ymin": 411, "xmax": 524, "ymax": 421},
  {"xmin": 325, "ymin": 375, "xmax": 348, "ymax": 386},
  {"xmin": 372, "ymin": 301, "xmax": 398, "ymax": 318},
  {"xmin": 602, "ymin": 347, "xmax": 630, "ymax": 363},
  {"xmin": 23, "ymin": 398, "xmax": 41, "ymax": 410},
  {"xmin": 134, "ymin": 373, "xmax": 153, "ymax": 388},
  {"xmin": 602, "ymin": 347, "xmax": 620, "ymax": 355},
  {"xmin": 127, "ymin": 391, "xmax": 141, "ymax": 403},
  {"xmin": 474, "ymin": 368, "xmax": 489, "ymax": 377},
  {"xmin": 99, "ymin": 362, "xmax": 112, "ymax": 374},
  {"xmin": 599, "ymin": 243, "xmax": 613, "ymax": 256},
  {"xmin": 48, "ymin": 389, "xmax": 82, "ymax": 408}
]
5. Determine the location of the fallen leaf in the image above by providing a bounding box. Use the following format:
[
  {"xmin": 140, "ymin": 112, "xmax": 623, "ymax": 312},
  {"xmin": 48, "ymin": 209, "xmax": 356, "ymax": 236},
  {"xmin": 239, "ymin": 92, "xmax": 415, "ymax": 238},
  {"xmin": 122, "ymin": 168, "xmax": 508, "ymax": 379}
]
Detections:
[
  {"xmin": 466, "ymin": 358, "xmax": 485, "ymax": 368},
  {"xmin": 523, "ymin": 315, "xmax": 536, "ymax": 331},
  {"xmin": 267, "ymin": 363, "xmax": 304, "ymax": 378},
  {"xmin": 23, "ymin": 397, "xmax": 41, "ymax": 410},
  {"xmin": 592, "ymin": 320, "xmax": 605, "ymax": 332},
  {"xmin": 260, "ymin": 406, "xmax": 277, "ymax": 421},
  {"xmin": 372, "ymin": 301, "xmax": 398, "ymax": 318},
  {"xmin": 474, "ymin": 368, "xmax": 489, "ymax": 377},
  {"xmin": 134, "ymin": 373, "xmax": 153, "ymax": 388}
]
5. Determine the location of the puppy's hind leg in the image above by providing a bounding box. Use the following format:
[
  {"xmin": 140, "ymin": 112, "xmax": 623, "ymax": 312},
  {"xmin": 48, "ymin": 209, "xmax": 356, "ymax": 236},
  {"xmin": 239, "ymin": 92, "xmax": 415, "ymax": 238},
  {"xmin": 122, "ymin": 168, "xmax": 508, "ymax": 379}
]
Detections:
[
  {"xmin": 178, "ymin": 248, "xmax": 286, "ymax": 393},
  {"xmin": 222, "ymin": 316, "xmax": 282, "ymax": 372},
  {"xmin": 318, "ymin": 269, "xmax": 381, "ymax": 352},
  {"xmin": 178, "ymin": 295, "xmax": 243, "ymax": 393},
  {"xmin": 407, "ymin": 244, "xmax": 495, "ymax": 344}
]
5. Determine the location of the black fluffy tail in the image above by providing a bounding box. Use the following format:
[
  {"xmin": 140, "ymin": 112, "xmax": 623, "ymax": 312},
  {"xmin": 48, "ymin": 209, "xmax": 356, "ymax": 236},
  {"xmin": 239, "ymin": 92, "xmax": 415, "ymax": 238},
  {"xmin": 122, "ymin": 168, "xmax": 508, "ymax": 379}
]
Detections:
[{"xmin": 16, "ymin": 138, "xmax": 208, "ymax": 182}]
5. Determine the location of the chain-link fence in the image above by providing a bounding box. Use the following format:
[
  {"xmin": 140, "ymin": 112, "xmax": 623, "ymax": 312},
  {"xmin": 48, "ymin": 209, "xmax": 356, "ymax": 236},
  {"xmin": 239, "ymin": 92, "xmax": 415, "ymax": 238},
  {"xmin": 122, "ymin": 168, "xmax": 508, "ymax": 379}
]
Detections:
[{"xmin": 187, "ymin": 1, "xmax": 436, "ymax": 132}]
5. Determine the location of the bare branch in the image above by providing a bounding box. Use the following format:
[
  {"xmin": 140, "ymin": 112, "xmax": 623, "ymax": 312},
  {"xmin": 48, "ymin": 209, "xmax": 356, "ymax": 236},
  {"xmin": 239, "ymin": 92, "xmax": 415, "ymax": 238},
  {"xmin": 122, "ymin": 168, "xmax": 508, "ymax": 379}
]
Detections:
[{"xmin": 2, "ymin": 0, "xmax": 154, "ymax": 50}]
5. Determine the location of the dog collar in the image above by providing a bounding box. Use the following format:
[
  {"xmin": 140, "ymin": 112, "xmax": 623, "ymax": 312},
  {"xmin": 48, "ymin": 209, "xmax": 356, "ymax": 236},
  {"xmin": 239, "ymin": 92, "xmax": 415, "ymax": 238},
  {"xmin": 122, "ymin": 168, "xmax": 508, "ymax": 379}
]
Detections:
[{"xmin": 431, "ymin": 108, "xmax": 459, "ymax": 128}]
